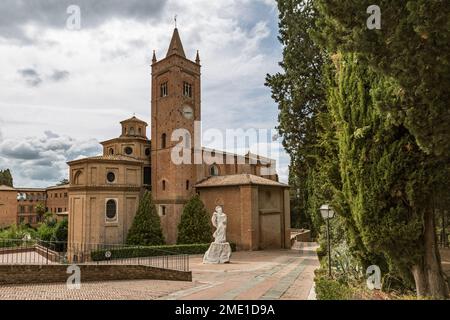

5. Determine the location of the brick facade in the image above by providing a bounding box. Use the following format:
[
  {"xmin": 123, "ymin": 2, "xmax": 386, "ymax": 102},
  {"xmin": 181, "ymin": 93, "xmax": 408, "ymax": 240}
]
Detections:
[{"xmin": 0, "ymin": 186, "xmax": 17, "ymax": 228}]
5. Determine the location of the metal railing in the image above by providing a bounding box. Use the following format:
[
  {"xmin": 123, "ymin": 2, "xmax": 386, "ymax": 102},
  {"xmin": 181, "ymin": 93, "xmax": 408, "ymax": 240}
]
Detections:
[{"xmin": 0, "ymin": 239, "xmax": 189, "ymax": 272}]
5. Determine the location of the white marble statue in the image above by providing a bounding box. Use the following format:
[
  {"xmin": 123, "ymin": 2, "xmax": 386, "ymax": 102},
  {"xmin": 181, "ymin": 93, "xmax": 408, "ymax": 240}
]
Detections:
[
  {"xmin": 212, "ymin": 206, "xmax": 227, "ymax": 244},
  {"xmin": 203, "ymin": 206, "xmax": 232, "ymax": 264}
]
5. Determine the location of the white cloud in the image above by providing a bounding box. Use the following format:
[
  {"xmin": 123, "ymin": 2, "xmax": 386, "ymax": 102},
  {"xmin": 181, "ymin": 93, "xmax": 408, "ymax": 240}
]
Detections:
[{"xmin": 0, "ymin": 131, "xmax": 101, "ymax": 187}]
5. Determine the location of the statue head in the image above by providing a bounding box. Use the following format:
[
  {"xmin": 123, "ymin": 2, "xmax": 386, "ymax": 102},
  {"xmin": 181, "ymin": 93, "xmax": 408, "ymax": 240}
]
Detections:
[{"xmin": 215, "ymin": 205, "xmax": 223, "ymax": 214}]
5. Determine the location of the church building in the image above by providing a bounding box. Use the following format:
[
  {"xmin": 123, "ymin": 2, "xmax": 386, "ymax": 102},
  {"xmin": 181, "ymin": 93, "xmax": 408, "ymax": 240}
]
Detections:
[{"xmin": 67, "ymin": 28, "xmax": 291, "ymax": 251}]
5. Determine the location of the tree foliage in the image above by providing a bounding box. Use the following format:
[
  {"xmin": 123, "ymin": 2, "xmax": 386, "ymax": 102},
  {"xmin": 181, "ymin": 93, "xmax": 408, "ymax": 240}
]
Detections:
[
  {"xmin": 35, "ymin": 202, "xmax": 46, "ymax": 222},
  {"xmin": 177, "ymin": 194, "xmax": 212, "ymax": 244},
  {"xmin": 326, "ymin": 53, "xmax": 449, "ymax": 291},
  {"xmin": 57, "ymin": 178, "xmax": 69, "ymax": 186},
  {"xmin": 0, "ymin": 169, "xmax": 13, "ymax": 187},
  {"xmin": 315, "ymin": 0, "xmax": 450, "ymax": 157},
  {"xmin": 126, "ymin": 192, "xmax": 165, "ymax": 246},
  {"xmin": 266, "ymin": 0, "xmax": 327, "ymax": 235},
  {"xmin": 269, "ymin": 0, "xmax": 450, "ymax": 298}
]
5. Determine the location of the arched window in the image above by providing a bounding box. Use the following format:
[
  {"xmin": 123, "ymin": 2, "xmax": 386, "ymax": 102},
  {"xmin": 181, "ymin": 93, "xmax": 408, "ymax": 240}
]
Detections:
[
  {"xmin": 109, "ymin": 148, "xmax": 114, "ymax": 155},
  {"xmin": 161, "ymin": 133, "xmax": 167, "ymax": 149},
  {"xmin": 162, "ymin": 180, "xmax": 166, "ymax": 191},
  {"xmin": 129, "ymin": 127, "xmax": 135, "ymax": 135},
  {"xmin": 210, "ymin": 165, "xmax": 219, "ymax": 176},
  {"xmin": 73, "ymin": 170, "xmax": 82, "ymax": 185},
  {"xmin": 106, "ymin": 199, "xmax": 117, "ymax": 220}
]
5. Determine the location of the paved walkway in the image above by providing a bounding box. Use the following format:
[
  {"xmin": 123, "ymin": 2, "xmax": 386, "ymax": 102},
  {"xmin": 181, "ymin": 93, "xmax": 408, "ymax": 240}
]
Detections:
[{"xmin": 0, "ymin": 242, "xmax": 319, "ymax": 300}]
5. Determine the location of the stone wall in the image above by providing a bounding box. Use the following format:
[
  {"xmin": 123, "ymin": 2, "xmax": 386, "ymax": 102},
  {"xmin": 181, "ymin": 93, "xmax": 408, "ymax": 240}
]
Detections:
[{"xmin": 0, "ymin": 264, "xmax": 191, "ymax": 285}]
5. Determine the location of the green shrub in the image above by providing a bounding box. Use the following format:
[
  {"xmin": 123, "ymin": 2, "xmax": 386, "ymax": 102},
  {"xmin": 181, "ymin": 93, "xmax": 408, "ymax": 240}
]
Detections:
[
  {"xmin": 0, "ymin": 224, "xmax": 35, "ymax": 240},
  {"xmin": 126, "ymin": 191, "xmax": 165, "ymax": 246},
  {"xmin": 315, "ymin": 275, "xmax": 353, "ymax": 300},
  {"xmin": 177, "ymin": 195, "xmax": 212, "ymax": 244},
  {"xmin": 52, "ymin": 218, "xmax": 68, "ymax": 242},
  {"xmin": 37, "ymin": 223, "xmax": 55, "ymax": 242},
  {"xmin": 91, "ymin": 243, "xmax": 237, "ymax": 261}
]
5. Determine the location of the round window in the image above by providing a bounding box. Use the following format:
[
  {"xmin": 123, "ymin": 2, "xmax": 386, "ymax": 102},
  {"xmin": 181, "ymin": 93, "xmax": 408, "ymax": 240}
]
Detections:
[
  {"xmin": 107, "ymin": 172, "xmax": 115, "ymax": 183},
  {"xmin": 106, "ymin": 200, "xmax": 117, "ymax": 220},
  {"xmin": 145, "ymin": 148, "xmax": 151, "ymax": 156},
  {"xmin": 124, "ymin": 147, "xmax": 133, "ymax": 155}
]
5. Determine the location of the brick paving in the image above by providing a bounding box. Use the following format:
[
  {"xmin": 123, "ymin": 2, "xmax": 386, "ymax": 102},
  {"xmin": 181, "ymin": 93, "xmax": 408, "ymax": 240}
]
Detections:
[{"xmin": 0, "ymin": 242, "xmax": 319, "ymax": 300}]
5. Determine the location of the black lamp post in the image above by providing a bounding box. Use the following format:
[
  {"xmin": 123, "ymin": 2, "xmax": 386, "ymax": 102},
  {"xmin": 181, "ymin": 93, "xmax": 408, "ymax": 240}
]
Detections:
[{"xmin": 320, "ymin": 204, "xmax": 335, "ymax": 277}]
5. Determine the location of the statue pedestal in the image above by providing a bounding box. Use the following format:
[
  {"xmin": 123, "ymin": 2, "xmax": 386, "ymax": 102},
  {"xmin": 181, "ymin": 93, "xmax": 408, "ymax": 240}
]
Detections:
[{"xmin": 203, "ymin": 242, "xmax": 232, "ymax": 264}]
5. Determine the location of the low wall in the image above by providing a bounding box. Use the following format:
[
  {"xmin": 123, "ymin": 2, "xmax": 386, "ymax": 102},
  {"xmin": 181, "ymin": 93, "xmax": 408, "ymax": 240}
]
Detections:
[
  {"xmin": 290, "ymin": 229, "xmax": 312, "ymax": 247},
  {"xmin": 0, "ymin": 264, "xmax": 192, "ymax": 285}
]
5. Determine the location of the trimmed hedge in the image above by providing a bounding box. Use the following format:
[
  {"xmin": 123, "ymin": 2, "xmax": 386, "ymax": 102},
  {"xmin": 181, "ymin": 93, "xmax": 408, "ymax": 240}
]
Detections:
[{"xmin": 91, "ymin": 243, "xmax": 237, "ymax": 261}]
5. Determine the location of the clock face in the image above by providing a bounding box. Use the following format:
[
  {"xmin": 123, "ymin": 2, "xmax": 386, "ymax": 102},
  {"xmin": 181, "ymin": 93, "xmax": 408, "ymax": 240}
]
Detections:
[{"xmin": 182, "ymin": 105, "xmax": 194, "ymax": 120}]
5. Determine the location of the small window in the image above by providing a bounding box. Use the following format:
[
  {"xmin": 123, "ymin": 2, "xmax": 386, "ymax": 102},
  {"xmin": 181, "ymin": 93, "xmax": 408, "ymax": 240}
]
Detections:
[
  {"xmin": 125, "ymin": 146, "xmax": 133, "ymax": 155},
  {"xmin": 183, "ymin": 82, "xmax": 192, "ymax": 98},
  {"xmin": 109, "ymin": 148, "xmax": 114, "ymax": 155},
  {"xmin": 210, "ymin": 165, "xmax": 219, "ymax": 176},
  {"xmin": 64, "ymin": 193, "xmax": 68, "ymax": 198},
  {"xmin": 186, "ymin": 180, "xmax": 190, "ymax": 190},
  {"xmin": 160, "ymin": 82, "xmax": 168, "ymax": 97},
  {"xmin": 162, "ymin": 180, "xmax": 166, "ymax": 191},
  {"xmin": 138, "ymin": 128, "xmax": 142, "ymax": 136},
  {"xmin": 55, "ymin": 193, "xmax": 58, "ymax": 198},
  {"xmin": 130, "ymin": 127, "xmax": 135, "ymax": 135},
  {"xmin": 106, "ymin": 199, "xmax": 117, "ymax": 220},
  {"xmin": 161, "ymin": 133, "xmax": 167, "ymax": 149},
  {"xmin": 160, "ymin": 205, "xmax": 166, "ymax": 216},
  {"xmin": 107, "ymin": 172, "xmax": 116, "ymax": 183},
  {"xmin": 145, "ymin": 148, "xmax": 151, "ymax": 156},
  {"xmin": 144, "ymin": 167, "xmax": 151, "ymax": 185}
]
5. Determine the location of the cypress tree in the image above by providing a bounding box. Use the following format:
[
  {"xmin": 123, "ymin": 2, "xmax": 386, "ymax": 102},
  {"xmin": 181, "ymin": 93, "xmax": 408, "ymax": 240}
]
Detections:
[
  {"xmin": 126, "ymin": 192, "xmax": 165, "ymax": 246},
  {"xmin": 327, "ymin": 53, "xmax": 449, "ymax": 298},
  {"xmin": 177, "ymin": 195, "xmax": 212, "ymax": 244}
]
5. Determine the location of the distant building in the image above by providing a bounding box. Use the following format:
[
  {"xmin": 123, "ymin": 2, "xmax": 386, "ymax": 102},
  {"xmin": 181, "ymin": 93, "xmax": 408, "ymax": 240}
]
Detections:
[{"xmin": 0, "ymin": 185, "xmax": 69, "ymax": 228}]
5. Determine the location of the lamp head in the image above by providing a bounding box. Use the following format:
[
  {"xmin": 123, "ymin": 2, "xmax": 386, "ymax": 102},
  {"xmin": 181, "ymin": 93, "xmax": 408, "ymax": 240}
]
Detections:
[{"xmin": 320, "ymin": 204, "xmax": 335, "ymax": 219}]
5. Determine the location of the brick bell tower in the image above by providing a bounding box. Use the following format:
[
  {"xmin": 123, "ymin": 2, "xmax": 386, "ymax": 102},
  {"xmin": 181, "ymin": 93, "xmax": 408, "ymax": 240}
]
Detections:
[{"xmin": 151, "ymin": 28, "xmax": 201, "ymax": 244}]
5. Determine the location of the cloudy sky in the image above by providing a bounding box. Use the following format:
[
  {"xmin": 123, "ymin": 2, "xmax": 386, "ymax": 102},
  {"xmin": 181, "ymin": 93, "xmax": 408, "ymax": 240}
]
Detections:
[{"xmin": 0, "ymin": 0, "xmax": 289, "ymax": 188}]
